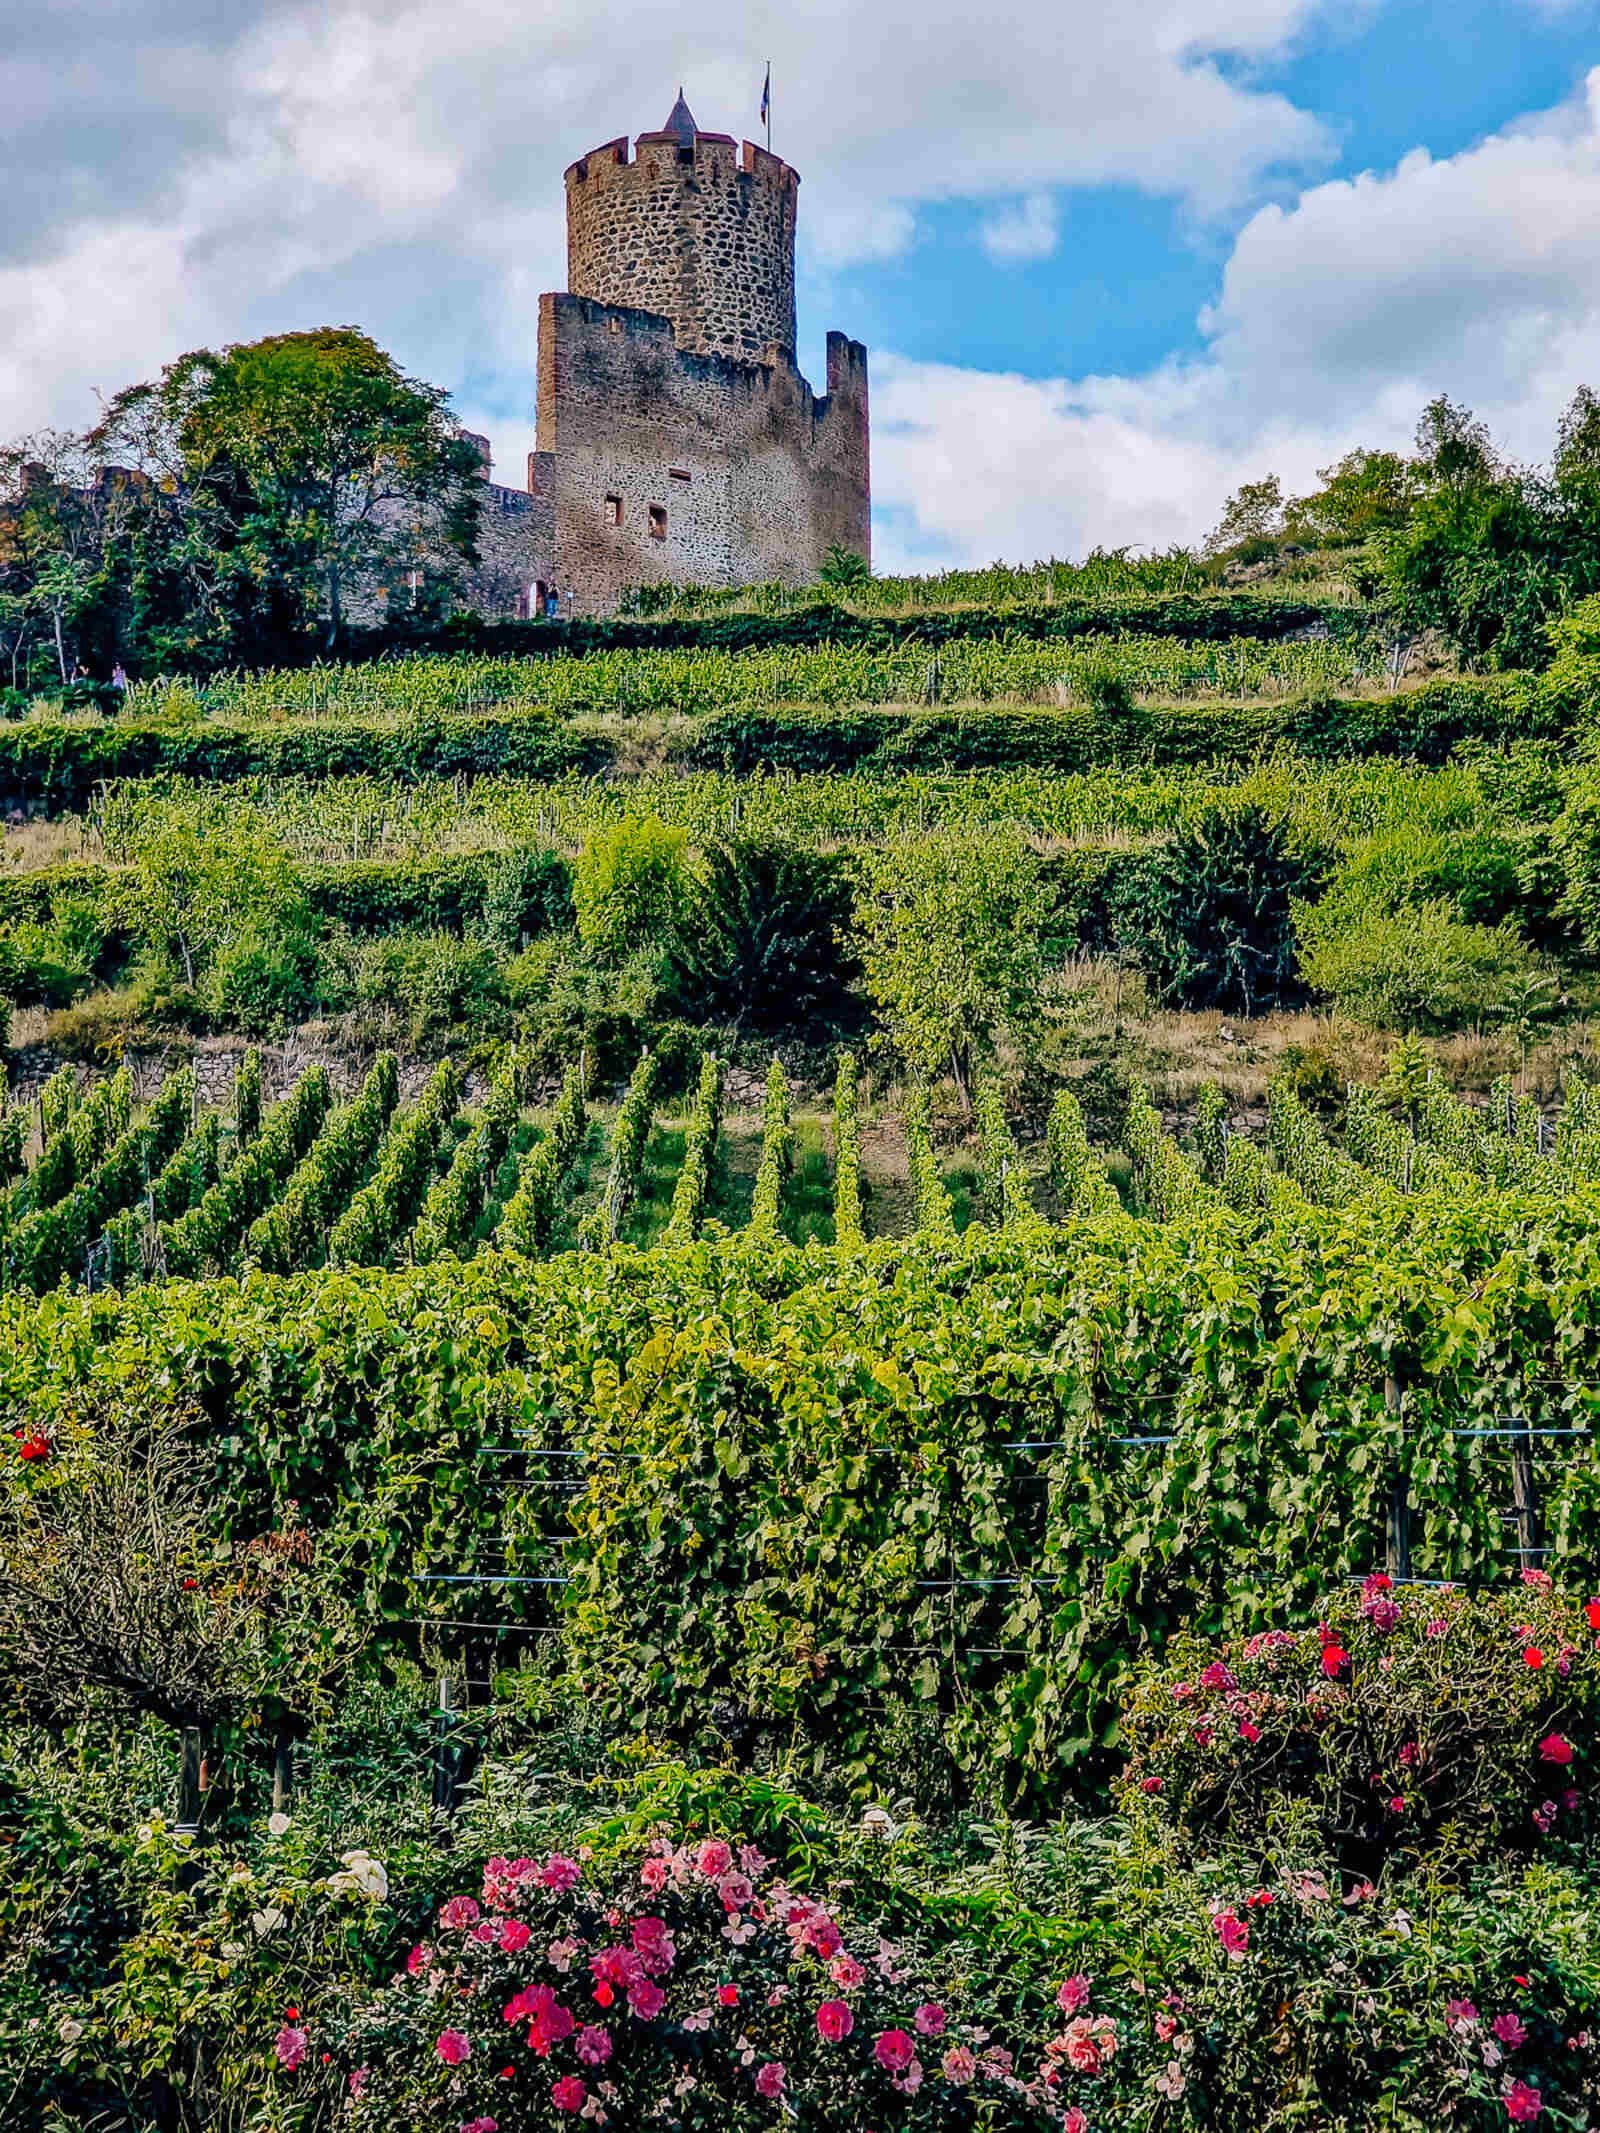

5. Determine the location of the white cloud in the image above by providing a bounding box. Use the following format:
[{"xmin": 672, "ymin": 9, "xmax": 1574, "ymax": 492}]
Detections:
[
  {"xmin": 873, "ymin": 67, "xmax": 1600, "ymax": 568},
  {"xmin": 980, "ymin": 194, "xmax": 1059, "ymax": 265},
  {"xmin": 2, "ymin": 0, "xmax": 1331, "ymax": 448}
]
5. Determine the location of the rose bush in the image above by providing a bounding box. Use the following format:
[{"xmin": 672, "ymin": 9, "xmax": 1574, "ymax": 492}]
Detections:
[
  {"xmin": 286, "ymin": 1831, "xmax": 1117, "ymax": 2129},
  {"xmin": 1119, "ymin": 1580, "xmax": 1600, "ymax": 1871}
]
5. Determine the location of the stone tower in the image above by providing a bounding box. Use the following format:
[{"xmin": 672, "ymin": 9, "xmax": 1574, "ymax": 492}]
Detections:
[
  {"xmin": 434, "ymin": 94, "xmax": 872, "ymax": 617},
  {"xmin": 564, "ymin": 91, "xmax": 799, "ymax": 361}
]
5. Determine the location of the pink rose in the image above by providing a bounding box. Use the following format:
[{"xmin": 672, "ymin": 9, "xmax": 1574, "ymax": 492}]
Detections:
[
  {"xmin": 830, "ymin": 1953, "xmax": 865, "ymax": 1989},
  {"xmin": 817, "ymin": 1999, "xmax": 855, "ymax": 2043},
  {"xmin": 696, "ymin": 1839, "xmax": 733, "ymax": 1879},
  {"xmin": 942, "ymin": 2044, "xmax": 977, "ymax": 2083},
  {"xmin": 914, "ymin": 2003, "xmax": 946, "ymax": 2037},
  {"xmin": 498, "ymin": 1918, "xmax": 531, "ymax": 1954},
  {"xmin": 575, "ymin": 2025, "xmax": 613, "ymax": 2066},
  {"xmin": 1505, "ymin": 2080, "xmax": 1544, "ymax": 2124},
  {"xmin": 406, "ymin": 1943, "xmax": 433, "ymax": 1975},
  {"xmin": 459, "ymin": 2120, "xmax": 498, "ymax": 2133},
  {"xmin": 1540, "ymin": 1733, "xmax": 1575, "ymax": 1766},
  {"xmin": 1057, "ymin": 1973, "xmax": 1091, "ymax": 2015},
  {"xmin": 1447, "ymin": 2000, "xmax": 1479, "ymax": 2034},
  {"xmin": 629, "ymin": 1979, "xmax": 666, "ymax": 2020},
  {"xmin": 541, "ymin": 1854, "xmax": 580, "ymax": 1892},
  {"xmin": 640, "ymin": 1857, "xmax": 669, "ymax": 1891},
  {"xmin": 1494, "ymin": 2014, "xmax": 1529, "ymax": 2050},
  {"xmin": 274, "ymin": 2026, "xmax": 307, "ymax": 2071},
  {"xmin": 435, "ymin": 2029, "xmax": 471, "ymax": 2066},
  {"xmin": 718, "ymin": 1872, "xmax": 755, "ymax": 1913},
  {"xmin": 1064, "ymin": 2114, "xmax": 1088, "ymax": 2133},
  {"xmin": 755, "ymin": 2062, "xmax": 786, "ymax": 2098},
  {"xmin": 551, "ymin": 2076, "xmax": 586, "ymax": 2114},
  {"xmin": 439, "ymin": 1896, "xmax": 480, "ymax": 1931},
  {"xmin": 874, "ymin": 2028, "xmax": 916, "ymax": 2073},
  {"xmin": 349, "ymin": 2068, "xmax": 370, "ymax": 2098}
]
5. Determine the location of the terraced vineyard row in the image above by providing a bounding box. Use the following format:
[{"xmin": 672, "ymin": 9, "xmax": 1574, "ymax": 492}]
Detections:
[{"xmin": 2, "ymin": 1045, "xmax": 1597, "ymax": 1295}]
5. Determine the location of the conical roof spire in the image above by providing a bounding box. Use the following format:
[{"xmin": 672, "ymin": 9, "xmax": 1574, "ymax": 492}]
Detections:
[{"xmin": 662, "ymin": 87, "xmax": 698, "ymax": 142}]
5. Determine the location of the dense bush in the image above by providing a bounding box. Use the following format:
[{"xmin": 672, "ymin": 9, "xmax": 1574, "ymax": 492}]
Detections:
[
  {"xmin": 1122, "ymin": 1578, "xmax": 1600, "ymax": 1872},
  {"xmin": 1110, "ymin": 802, "xmax": 1312, "ymax": 1014}
]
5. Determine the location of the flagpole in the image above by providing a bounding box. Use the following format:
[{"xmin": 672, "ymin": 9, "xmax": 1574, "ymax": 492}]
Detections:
[{"xmin": 765, "ymin": 61, "xmax": 772, "ymax": 151}]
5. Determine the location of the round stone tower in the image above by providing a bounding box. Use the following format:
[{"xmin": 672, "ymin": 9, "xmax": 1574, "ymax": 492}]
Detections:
[{"xmin": 564, "ymin": 90, "xmax": 799, "ymax": 361}]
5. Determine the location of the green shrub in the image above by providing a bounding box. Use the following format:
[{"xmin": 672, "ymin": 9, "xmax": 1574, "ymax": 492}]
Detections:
[
  {"xmin": 1299, "ymin": 895, "xmax": 1543, "ymax": 1031},
  {"xmin": 572, "ymin": 817, "xmax": 691, "ymax": 965},
  {"xmin": 323, "ymin": 931, "xmax": 508, "ymax": 1049},
  {"xmin": 1110, "ymin": 801, "xmax": 1313, "ymax": 1014},
  {"xmin": 670, "ymin": 836, "xmax": 858, "ymax": 1034}
]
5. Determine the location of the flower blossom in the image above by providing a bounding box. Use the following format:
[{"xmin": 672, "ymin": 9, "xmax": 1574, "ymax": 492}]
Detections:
[
  {"xmin": 1493, "ymin": 2014, "xmax": 1529, "ymax": 2050},
  {"xmin": 1539, "ymin": 1733, "xmax": 1575, "ymax": 1766},
  {"xmin": 1447, "ymin": 2000, "xmax": 1479, "ymax": 2034},
  {"xmin": 541, "ymin": 1854, "xmax": 581, "ymax": 1892},
  {"xmin": 440, "ymin": 1896, "xmax": 481, "ymax": 1932},
  {"xmin": 551, "ymin": 2076, "xmax": 586, "ymax": 2114},
  {"xmin": 1057, "ymin": 1974, "xmax": 1091, "ymax": 2015},
  {"xmin": 696, "ymin": 1840, "xmax": 733, "ymax": 1879},
  {"xmin": 1213, "ymin": 1909, "xmax": 1249, "ymax": 1961},
  {"xmin": 942, "ymin": 2045, "xmax": 977, "ymax": 2083},
  {"xmin": 1504, "ymin": 2079, "xmax": 1544, "ymax": 2123},
  {"xmin": 914, "ymin": 2003, "xmax": 946, "ymax": 2037},
  {"xmin": 274, "ymin": 2026, "xmax": 307, "ymax": 2071},
  {"xmin": 817, "ymin": 1999, "xmax": 854, "ymax": 2042},
  {"xmin": 755, "ymin": 2062, "xmax": 786, "ymax": 2098},
  {"xmin": 874, "ymin": 2029, "xmax": 916, "ymax": 2074},
  {"xmin": 436, "ymin": 2030, "xmax": 471, "ymax": 2066},
  {"xmin": 575, "ymin": 2025, "xmax": 612, "ymax": 2067}
]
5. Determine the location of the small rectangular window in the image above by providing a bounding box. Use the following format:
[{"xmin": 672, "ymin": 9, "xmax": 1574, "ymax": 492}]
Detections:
[
  {"xmin": 648, "ymin": 504, "xmax": 668, "ymax": 539},
  {"xmin": 606, "ymin": 314, "xmax": 623, "ymax": 335},
  {"xmin": 668, "ymin": 466, "xmax": 692, "ymax": 482},
  {"xmin": 604, "ymin": 494, "xmax": 622, "ymax": 526}
]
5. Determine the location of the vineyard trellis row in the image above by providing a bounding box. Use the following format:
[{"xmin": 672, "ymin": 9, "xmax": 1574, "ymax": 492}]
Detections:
[{"xmin": 5, "ymin": 1051, "xmax": 1600, "ymax": 1292}]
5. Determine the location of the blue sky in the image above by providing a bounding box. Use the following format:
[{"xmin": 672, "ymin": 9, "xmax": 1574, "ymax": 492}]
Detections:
[
  {"xmin": 7, "ymin": 0, "xmax": 1600, "ymax": 567},
  {"xmin": 808, "ymin": 0, "xmax": 1600, "ymax": 383}
]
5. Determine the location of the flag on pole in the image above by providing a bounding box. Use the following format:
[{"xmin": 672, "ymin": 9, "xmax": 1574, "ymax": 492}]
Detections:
[{"xmin": 760, "ymin": 63, "xmax": 771, "ymax": 136}]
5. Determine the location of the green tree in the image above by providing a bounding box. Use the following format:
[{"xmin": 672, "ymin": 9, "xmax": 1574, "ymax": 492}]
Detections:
[
  {"xmin": 855, "ymin": 827, "xmax": 1051, "ymax": 1107},
  {"xmin": 1203, "ymin": 474, "xmax": 1285, "ymax": 557},
  {"xmin": 1110, "ymin": 802, "xmax": 1312, "ymax": 1016},
  {"xmin": 123, "ymin": 799, "xmax": 310, "ymax": 1008},
  {"xmin": 669, "ymin": 836, "xmax": 857, "ymax": 1033},
  {"xmin": 93, "ymin": 327, "xmax": 482, "ymax": 653},
  {"xmin": 1284, "ymin": 448, "xmax": 1418, "ymax": 545}
]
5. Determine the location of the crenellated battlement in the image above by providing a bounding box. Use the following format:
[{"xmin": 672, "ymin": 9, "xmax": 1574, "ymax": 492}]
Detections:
[{"xmin": 564, "ymin": 92, "xmax": 798, "ymax": 361}]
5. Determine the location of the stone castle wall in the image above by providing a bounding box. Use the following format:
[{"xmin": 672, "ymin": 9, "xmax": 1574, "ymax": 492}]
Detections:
[
  {"xmin": 565, "ymin": 133, "xmax": 798, "ymax": 361},
  {"xmin": 378, "ymin": 112, "xmax": 869, "ymax": 620},
  {"xmin": 535, "ymin": 293, "xmax": 868, "ymax": 615}
]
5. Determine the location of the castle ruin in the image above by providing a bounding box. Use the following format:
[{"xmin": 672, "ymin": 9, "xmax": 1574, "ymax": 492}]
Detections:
[{"xmin": 462, "ymin": 93, "xmax": 870, "ymax": 618}]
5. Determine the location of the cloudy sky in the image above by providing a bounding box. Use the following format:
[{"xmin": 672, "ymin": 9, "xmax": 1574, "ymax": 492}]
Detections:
[{"xmin": 8, "ymin": 0, "xmax": 1600, "ymax": 568}]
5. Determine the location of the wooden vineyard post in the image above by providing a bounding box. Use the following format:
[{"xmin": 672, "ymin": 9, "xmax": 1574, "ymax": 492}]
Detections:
[
  {"xmin": 431, "ymin": 1673, "xmax": 460, "ymax": 1823},
  {"xmin": 175, "ymin": 1723, "xmax": 210, "ymax": 1891},
  {"xmin": 1384, "ymin": 1374, "xmax": 1411, "ymax": 1582},
  {"xmin": 271, "ymin": 1730, "xmax": 295, "ymax": 1816},
  {"xmin": 1511, "ymin": 1413, "xmax": 1541, "ymax": 1570}
]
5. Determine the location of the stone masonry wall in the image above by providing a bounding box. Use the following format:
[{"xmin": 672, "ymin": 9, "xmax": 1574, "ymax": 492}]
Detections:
[
  {"xmin": 565, "ymin": 134, "xmax": 798, "ymax": 360},
  {"xmin": 535, "ymin": 293, "xmax": 869, "ymax": 615}
]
